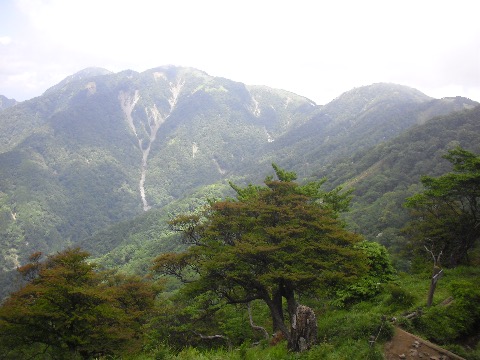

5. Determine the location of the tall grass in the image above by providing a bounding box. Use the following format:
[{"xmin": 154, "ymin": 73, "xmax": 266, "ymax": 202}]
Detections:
[{"xmin": 121, "ymin": 266, "xmax": 480, "ymax": 360}]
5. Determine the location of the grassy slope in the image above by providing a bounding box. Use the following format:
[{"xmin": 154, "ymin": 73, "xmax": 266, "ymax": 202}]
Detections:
[{"xmin": 118, "ymin": 265, "xmax": 480, "ymax": 360}]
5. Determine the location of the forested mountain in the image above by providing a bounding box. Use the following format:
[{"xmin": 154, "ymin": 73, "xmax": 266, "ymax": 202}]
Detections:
[
  {"xmin": 80, "ymin": 103, "xmax": 480, "ymax": 276},
  {"xmin": 0, "ymin": 66, "xmax": 478, "ymax": 299},
  {"xmin": 259, "ymin": 85, "xmax": 477, "ymax": 176},
  {"xmin": 324, "ymin": 105, "xmax": 480, "ymax": 268},
  {"xmin": 0, "ymin": 66, "xmax": 317, "ymax": 293}
]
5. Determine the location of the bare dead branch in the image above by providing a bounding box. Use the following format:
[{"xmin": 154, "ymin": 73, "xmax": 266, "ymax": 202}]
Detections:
[
  {"xmin": 192, "ymin": 330, "xmax": 231, "ymax": 349},
  {"xmin": 247, "ymin": 302, "xmax": 269, "ymax": 340}
]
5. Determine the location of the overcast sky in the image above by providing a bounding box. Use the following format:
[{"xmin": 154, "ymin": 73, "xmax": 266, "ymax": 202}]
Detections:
[{"xmin": 1, "ymin": 0, "xmax": 479, "ymax": 105}]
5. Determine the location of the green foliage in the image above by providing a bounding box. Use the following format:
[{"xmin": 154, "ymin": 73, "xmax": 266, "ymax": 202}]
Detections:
[
  {"xmin": 162, "ymin": 342, "xmax": 295, "ymax": 360},
  {"xmin": 318, "ymin": 310, "xmax": 394, "ymax": 344},
  {"xmin": 142, "ymin": 341, "xmax": 385, "ymax": 360},
  {"xmin": 149, "ymin": 291, "xmax": 244, "ymax": 350},
  {"xmin": 358, "ymin": 241, "xmax": 396, "ymax": 279},
  {"xmin": 405, "ymin": 147, "xmax": 480, "ymax": 266},
  {"xmin": 271, "ymin": 163, "xmax": 297, "ymax": 182},
  {"xmin": 333, "ymin": 241, "xmax": 396, "ymax": 306},
  {"xmin": 384, "ymin": 283, "xmax": 415, "ymax": 309},
  {"xmin": 153, "ymin": 165, "xmax": 366, "ymax": 350},
  {"xmin": 0, "ymin": 248, "xmax": 159, "ymax": 359},
  {"xmin": 138, "ymin": 339, "xmax": 385, "ymax": 360},
  {"xmin": 321, "ymin": 105, "xmax": 480, "ymax": 269},
  {"xmin": 444, "ymin": 344, "xmax": 480, "ymax": 360},
  {"xmin": 413, "ymin": 278, "xmax": 480, "ymax": 344},
  {"xmin": 305, "ymin": 340, "xmax": 385, "ymax": 360}
]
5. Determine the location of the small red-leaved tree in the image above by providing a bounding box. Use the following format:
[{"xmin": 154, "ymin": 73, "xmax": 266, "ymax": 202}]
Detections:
[{"xmin": 0, "ymin": 248, "xmax": 158, "ymax": 359}]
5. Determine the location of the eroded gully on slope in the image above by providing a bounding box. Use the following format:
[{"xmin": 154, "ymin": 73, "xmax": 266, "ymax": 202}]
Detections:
[{"xmin": 119, "ymin": 79, "xmax": 184, "ymax": 211}]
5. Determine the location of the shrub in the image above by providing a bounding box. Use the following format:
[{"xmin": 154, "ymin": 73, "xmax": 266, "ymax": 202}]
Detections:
[
  {"xmin": 305, "ymin": 339, "xmax": 384, "ymax": 360},
  {"xmin": 333, "ymin": 241, "xmax": 396, "ymax": 306},
  {"xmin": 444, "ymin": 344, "xmax": 480, "ymax": 360},
  {"xmin": 384, "ymin": 283, "xmax": 415, "ymax": 309},
  {"xmin": 318, "ymin": 310, "xmax": 394, "ymax": 344},
  {"xmin": 413, "ymin": 279, "xmax": 480, "ymax": 344}
]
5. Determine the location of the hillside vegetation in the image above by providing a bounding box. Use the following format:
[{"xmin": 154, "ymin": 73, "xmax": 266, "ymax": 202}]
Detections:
[
  {"xmin": 0, "ymin": 66, "xmax": 479, "ymax": 358},
  {"xmin": 1, "ymin": 161, "xmax": 479, "ymax": 359}
]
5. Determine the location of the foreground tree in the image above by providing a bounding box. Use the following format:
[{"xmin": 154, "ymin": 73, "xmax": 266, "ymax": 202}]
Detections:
[
  {"xmin": 0, "ymin": 248, "xmax": 158, "ymax": 359},
  {"xmin": 405, "ymin": 147, "xmax": 480, "ymax": 267},
  {"xmin": 152, "ymin": 165, "xmax": 366, "ymax": 351}
]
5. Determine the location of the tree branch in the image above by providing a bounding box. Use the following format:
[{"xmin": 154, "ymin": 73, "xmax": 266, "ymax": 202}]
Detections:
[
  {"xmin": 424, "ymin": 244, "xmax": 442, "ymax": 266},
  {"xmin": 247, "ymin": 302, "xmax": 270, "ymax": 340},
  {"xmin": 192, "ymin": 330, "xmax": 231, "ymax": 349},
  {"xmin": 223, "ymin": 292, "xmax": 262, "ymax": 305}
]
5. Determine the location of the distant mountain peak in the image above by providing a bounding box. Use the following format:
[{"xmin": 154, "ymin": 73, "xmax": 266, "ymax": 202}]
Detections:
[
  {"xmin": 43, "ymin": 67, "xmax": 113, "ymax": 95},
  {"xmin": 56, "ymin": 67, "xmax": 113, "ymax": 84},
  {"xmin": 0, "ymin": 95, "xmax": 18, "ymax": 110},
  {"xmin": 334, "ymin": 82, "xmax": 432, "ymax": 103},
  {"xmin": 72, "ymin": 67, "xmax": 113, "ymax": 78},
  {"xmin": 416, "ymin": 96, "xmax": 478, "ymax": 124},
  {"xmin": 321, "ymin": 82, "xmax": 432, "ymax": 120}
]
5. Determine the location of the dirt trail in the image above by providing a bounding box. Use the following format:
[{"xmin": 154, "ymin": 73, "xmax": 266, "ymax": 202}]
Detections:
[
  {"xmin": 118, "ymin": 77, "xmax": 184, "ymax": 211},
  {"xmin": 384, "ymin": 327, "xmax": 465, "ymax": 360}
]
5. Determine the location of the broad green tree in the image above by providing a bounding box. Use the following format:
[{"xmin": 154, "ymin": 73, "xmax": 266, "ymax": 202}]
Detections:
[
  {"xmin": 152, "ymin": 165, "xmax": 366, "ymax": 351},
  {"xmin": 405, "ymin": 147, "xmax": 480, "ymax": 267},
  {"xmin": 0, "ymin": 248, "xmax": 158, "ymax": 359}
]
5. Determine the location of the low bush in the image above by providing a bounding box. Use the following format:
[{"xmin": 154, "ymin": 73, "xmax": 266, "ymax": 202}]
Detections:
[
  {"xmin": 318, "ymin": 310, "xmax": 394, "ymax": 344},
  {"xmin": 332, "ymin": 241, "xmax": 396, "ymax": 307},
  {"xmin": 384, "ymin": 283, "xmax": 416, "ymax": 309},
  {"xmin": 413, "ymin": 279, "xmax": 480, "ymax": 344}
]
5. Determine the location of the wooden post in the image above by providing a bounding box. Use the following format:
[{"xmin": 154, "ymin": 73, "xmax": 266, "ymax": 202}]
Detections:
[{"xmin": 427, "ymin": 267, "xmax": 443, "ymax": 307}]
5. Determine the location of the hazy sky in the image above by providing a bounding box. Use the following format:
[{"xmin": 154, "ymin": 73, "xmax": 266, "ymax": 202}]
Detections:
[{"xmin": 1, "ymin": 0, "xmax": 479, "ymax": 105}]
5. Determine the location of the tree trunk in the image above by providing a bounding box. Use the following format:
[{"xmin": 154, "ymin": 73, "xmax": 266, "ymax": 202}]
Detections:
[
  {"xmin": 284, "ymin": 286, "xmax": 297, "ymax": 324},
  {"xmin": 265, "ymin": 296, "xmax": 291, "ymax": 343},
  {"xmin": 427, "ymin": 266, "xmax": 443, "ymax": 307},
  {"xmin": 264, "ymin": 286, "xmax": 318, "ymax": 351},
  {"xmin": 272, "ymin": 288, "xmax": 285, "ymax": 328}
]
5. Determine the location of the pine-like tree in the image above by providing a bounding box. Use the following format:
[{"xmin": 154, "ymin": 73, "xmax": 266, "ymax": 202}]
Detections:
[{"xmin": 153, "ymin": 165, "xmax": 366, "ymax": 351}]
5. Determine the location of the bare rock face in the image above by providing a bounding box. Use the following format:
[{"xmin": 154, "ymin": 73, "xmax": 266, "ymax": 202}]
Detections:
[{"xmin": 289, "ymin": 305, "xmax": 317, "ymax": 352}]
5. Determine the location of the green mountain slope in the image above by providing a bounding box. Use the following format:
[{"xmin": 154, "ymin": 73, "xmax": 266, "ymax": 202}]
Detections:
[
  {"xmin": 0, "ymin": 66, "xmax": 316, "ymax": 281},
  {"xmin": 82, "ymin": 104, "xmax": 480, "ymax": 277},
  {"xmin": 0, "ymin": 66, "xmax": 478, "ymax": 299},
  {"xmin": 260, "ymin": 84, "xmax": 477, "ymax": 175},
  {"xmin": 324, "ymin": 105, "xmax": 480, "ymax": 266}
]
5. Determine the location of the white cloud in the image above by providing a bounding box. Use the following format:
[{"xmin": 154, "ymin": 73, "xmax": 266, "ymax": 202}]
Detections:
[
  {"xmin": 2, "ymin": 0, "xmax": 480, "ymax": 103},
  {"xmin": 0, "ymin": 36, "xmax": 12, "ymax": 45}
]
